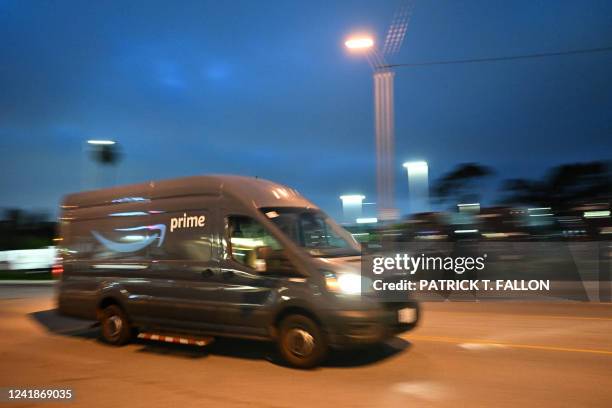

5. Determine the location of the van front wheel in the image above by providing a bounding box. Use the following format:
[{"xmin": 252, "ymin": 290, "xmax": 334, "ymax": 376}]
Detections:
[
  {"xmin": 100, "ymin": 305, "xmax": 132, "ymax": 346},
  {"xmin": 278, "ymin": 315, "xmax": 327, "ymax": 369}
]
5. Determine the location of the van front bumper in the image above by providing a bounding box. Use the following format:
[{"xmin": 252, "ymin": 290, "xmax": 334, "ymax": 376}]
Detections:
[{"xmin": 323, "ymin": 301, "xmax": 419, "ymax": 348}]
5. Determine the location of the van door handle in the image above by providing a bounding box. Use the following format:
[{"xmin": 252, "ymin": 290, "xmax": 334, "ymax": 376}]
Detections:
[{"xmin": 200, "ymin": 268, "xmax": 214, "ymax": 278}]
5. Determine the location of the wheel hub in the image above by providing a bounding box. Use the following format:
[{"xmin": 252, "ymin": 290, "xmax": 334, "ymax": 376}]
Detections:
[
  {"xmin": 106, "ymin": 315, "xmax": 123, "ymax": 338},
  {"xmin": 286, "ymin": 328, "xmax": 315, "ymax": 357}
]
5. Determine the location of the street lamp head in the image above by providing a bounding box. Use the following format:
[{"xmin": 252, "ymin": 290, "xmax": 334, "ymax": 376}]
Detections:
[
  {"xmin": 403, "ymin": 161, "xmax": 428, "ymax": 173},
  {"xmin": 87, "ymin": 140, "xmax": 116, "ymax": 145},
  {"xmin": 344, "ymin": 36, "xmax": 374, "ymax": 51},
  {"xmin": 340, "ymin": 194, "xmax": 366, "ymax": 204}
]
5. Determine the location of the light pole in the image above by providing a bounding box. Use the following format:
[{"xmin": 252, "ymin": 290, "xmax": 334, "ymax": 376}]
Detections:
[
  {"xmin": 84, "ymin": 139, "xmax": 120, "ymax": 189},
  {"xmin": 345, "ymin": 36, "xmax": 398, "ymax": 222}
]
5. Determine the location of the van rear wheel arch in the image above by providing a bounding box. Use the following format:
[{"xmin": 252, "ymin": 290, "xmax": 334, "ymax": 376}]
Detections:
[
  {"xmin": 96, "ymin": 296, "xmax": 140, "ymax": 336},
  {"xmin": 96, "ymin": 297, "xmax": 126, "ymax": 320}
]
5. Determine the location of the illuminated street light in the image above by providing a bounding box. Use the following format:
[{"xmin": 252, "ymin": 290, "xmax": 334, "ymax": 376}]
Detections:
[
  {"xmin": 87, "ymin": 140, "xmax": 116, "ymax": 145},
  {"xmin": 83, "ymin": 139, "xmax": 121, "ymax": 189},
  {"xmin": 340, "ymin": 195, "xmax": 366, "ymax": 224},
  {"xmin": 403, "ymin": 161, "xmax": 429, "ymax": 214},
  {"xmin": 403, "ymin": 161, "xmax": 428, "ymax": 173},
  {"xmin": 340, "ymin": 194, "xmax": 366, "ymax": 204},
  {"xmin": 356, "ymin": 217, "xmax": 378, "ymax": 224},
  {"xmin": 344, "ymin": 33, "xmax": 398, "ymax": 222},
  {"xmin": 345, "ymin": 37, "xmax": 374, "ymax": 50}
]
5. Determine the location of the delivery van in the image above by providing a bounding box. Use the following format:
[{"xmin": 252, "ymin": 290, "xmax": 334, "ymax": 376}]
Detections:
[{"xmin": 57, "ymin": 175, "xmax": 419, "ymax": 368}]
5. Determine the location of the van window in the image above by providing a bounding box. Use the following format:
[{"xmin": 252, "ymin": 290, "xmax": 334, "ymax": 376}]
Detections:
[
  {"xmin": 260, "ymin": 207, "xmax": 360, "ymax": 257},
  {"xmin": 227, "ymin": 215, "xmax": 282, "ymax": 268}
]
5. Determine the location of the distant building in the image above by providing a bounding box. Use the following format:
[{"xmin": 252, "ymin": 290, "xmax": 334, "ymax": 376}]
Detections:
[
  {"xmin": 340, "ymin": 195, "xmax": 365, "ymax": 224},
  {"xmin": 403, "ymin": 161, "xmax": 430, "ymax": 214}
]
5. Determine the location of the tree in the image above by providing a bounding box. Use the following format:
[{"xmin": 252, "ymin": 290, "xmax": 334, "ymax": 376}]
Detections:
[
  {"xmin": 500, "ymin": 161, "xmax": 611, "ymax": 210},
  {"xmin": 432, "ymin": 163, "xmax": 494, "ymax": 206}
]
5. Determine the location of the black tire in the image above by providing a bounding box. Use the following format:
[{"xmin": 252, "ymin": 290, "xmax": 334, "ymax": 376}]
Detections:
[
  {"xmin": 99, "ymin": 304, "xmax": 132, "ymax": 346},
  {"xmin": 278, "ymin": 314, "xmax": 327, "ymax": 369}
]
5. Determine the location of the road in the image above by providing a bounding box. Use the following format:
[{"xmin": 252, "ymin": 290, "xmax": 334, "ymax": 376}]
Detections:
[{"xmin": 0, "ymin": 284, "xmax": 611, "ymax": 407}]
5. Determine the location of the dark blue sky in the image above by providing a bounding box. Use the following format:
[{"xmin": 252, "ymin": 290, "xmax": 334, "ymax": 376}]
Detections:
[{"xmin": 1, "ymin": 0, "xmax": 611, "ymax": 219}]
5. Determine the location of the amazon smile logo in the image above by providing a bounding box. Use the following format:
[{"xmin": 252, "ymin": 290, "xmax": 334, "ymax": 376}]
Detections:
[
  {"xmin": 92, "ymin": 213, "xmax": 206, "ymax": 253},
  {"xmin": 92, "ymin": 224, "xmax": 166, "ymax": 253}
]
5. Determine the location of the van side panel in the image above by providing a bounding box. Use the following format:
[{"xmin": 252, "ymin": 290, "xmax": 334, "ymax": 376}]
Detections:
[
  {"xmin": 58, "ymin": 201, "xmax": 153, "ymax": 320},
  {"xmin": 58, "ymin": 194, "xmax": 225, "ymax": 330}
]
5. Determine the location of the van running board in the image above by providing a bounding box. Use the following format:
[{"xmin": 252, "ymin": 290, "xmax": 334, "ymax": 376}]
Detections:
[{"xmin": 137, "ymin": 332, "xmax": 215, "ymax": 347}]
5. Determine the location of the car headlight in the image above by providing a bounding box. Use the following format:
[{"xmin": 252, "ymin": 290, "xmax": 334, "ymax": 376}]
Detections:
[{"xmin": 325, "ymin": 272, "xmax": 363, "ymax": 295}]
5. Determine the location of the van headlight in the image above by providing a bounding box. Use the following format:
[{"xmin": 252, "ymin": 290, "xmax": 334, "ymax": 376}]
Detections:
[{"xmin": 324, "ymin": 272, "xmax": 364, "ymax": 295}]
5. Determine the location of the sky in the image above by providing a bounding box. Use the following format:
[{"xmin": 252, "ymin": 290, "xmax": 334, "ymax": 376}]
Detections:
[{"xmin": 0, "ymin": 0, "xmax": 611, "ymax": 220}]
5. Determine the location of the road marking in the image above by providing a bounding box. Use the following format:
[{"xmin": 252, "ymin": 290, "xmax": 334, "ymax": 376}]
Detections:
[
  {"xmin": 391, "ymin": 381, "xmax": 448, "ymax": 400},
  {"xmin": 406, "ymin": 335, "xmax": 612, "ymax": 356},
  {"xmin": 459, "ymin": 342, "xmax": 506, "ymax": 350},
  {"xmin": 520, "ymin": 314, "xmax": 612, "ymax": 322},
  {"xmin": 428, "ymin": 312, "xmax": 612, "ymax": 322}
]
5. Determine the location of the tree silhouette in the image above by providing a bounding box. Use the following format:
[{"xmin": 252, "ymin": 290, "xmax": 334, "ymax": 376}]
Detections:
[
  {"xmin": 500, "ymin": 161, "xmax": 611, "ymax": 209},
  {"xmin": 432, "ymin": 163, "xmax": 494, "ymax": 205}
]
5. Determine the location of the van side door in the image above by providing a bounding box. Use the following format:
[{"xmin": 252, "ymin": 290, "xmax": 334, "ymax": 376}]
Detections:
[
  {"xmin": 215, "ymin": 214, "xmax": 289, "ymax": 336},
  {"xmin": 144, "ymin": 199, "xmax": 221, "ymax": 329}
]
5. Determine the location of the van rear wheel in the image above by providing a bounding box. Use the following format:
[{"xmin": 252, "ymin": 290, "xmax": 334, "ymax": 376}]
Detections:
[
  {"xmin": 100, "ymin": 305, "xmax": 132, "ymax": 346},
  {"xmin": 278, "ymin": 315, "xmax": 327, "ymax": 369}
]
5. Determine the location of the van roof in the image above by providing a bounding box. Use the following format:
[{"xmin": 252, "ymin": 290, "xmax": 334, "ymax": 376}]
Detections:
[{"xmin": 62, "ymin": 175, "xmax": 318, "ymax": 210}]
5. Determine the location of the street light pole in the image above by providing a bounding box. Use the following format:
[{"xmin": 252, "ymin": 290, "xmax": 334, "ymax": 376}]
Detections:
[
  {"xmin": 373, "ymin": 68, "xmax": 397, "ymax": 221},
  {"xmin": 345, "ymin": 36, "xmax": 398, "ymax": 221},
  {"xmin": 85, "ymin": 139, "xmax": 120, "ymax": 189}
]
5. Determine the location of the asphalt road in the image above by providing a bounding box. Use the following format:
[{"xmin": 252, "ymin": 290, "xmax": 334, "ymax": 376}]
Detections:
[{"xmin": 1, "ymin": 284, "xmax": 611, "ymax": 407}]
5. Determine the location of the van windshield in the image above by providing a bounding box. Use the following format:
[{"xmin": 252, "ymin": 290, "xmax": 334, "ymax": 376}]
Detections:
[{"xmin": 260, "ymin": 207, "xmax": 360, "ymax": 257}]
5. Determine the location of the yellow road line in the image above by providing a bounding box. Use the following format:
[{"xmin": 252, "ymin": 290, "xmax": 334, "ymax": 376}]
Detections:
[{"xmin": 406, "ymin": 335, "xmax": 612, "ymax": 356}]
